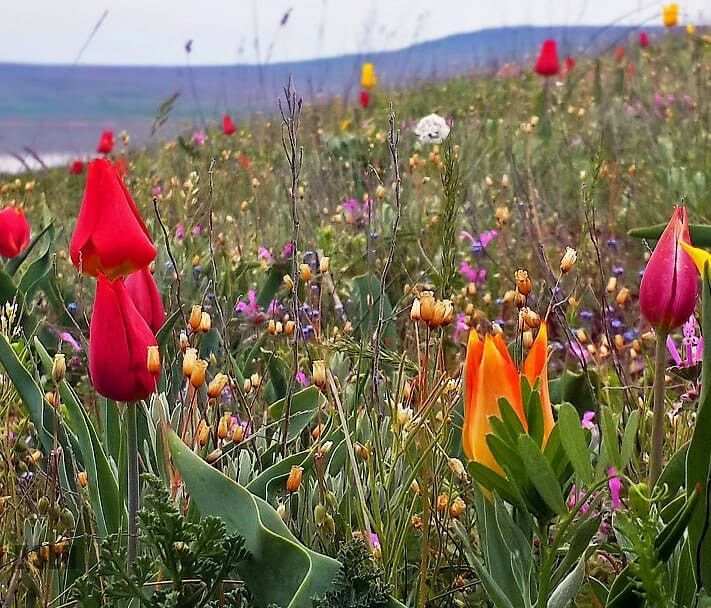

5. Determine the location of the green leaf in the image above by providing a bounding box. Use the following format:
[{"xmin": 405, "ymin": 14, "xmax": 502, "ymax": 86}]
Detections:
[
  {"xmin": 352, "ymin": 273, "xmax": 396, "ymax": 347},
  {"xmin": 620, "ymin": 410, "xmax": 639, "ymax": 468},
  {"xmin": 686, "ymin": 262, "xmax": 711, "ymax": 590},
  {"xmin": 468, "ymin": 461, "xmax": 526, "ymax": 510},
  {"xmin": 552, "ymin": 514, "xmax": 600, "ymax": 586},
  {"xmin": 549, "ymin": 369, "xmax": 599, "ymax": 415},
  {"xmin": 600, "ymin": 406, "xmax": 621, "ymax": 469},
  {"xmin": 167, "ymin": 429, "xmax": 340, "ymax": 608},
  {"xmin": 267, "ymin": 385, "xmax": 326, "ymax": 445},
  {"xmin": 658, "ymin": 443, "xmax": 689, "ymax": 496},
  {"xmin": 5, "ymin": 221, "xmax": 54, "ymax": 276},
  {"xmin": 629, "ymin": 223, "xmax": 711, "ymax": 245},
  {"xmin": 558, "ymin": 403, "xmax": 593, "ymax": 485},
  {"xmin": 517, "ymin": 435, "xmax": 566, "ymax": 516},
  {"xmin": 35, "ymin": 338, "xmax": 125, "ymax": 538},
  {"xmin": 256, "ymin": 262, "xmax": 290, "ymax": 309}
]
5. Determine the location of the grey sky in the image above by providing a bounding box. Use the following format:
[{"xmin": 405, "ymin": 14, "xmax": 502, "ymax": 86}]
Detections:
[{"xmin": 2, "ymin": 0, "xmax": 708, "ymax": 66}]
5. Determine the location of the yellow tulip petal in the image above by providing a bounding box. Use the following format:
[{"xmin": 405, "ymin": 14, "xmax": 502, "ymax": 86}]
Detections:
[{"xmin": 680, "ymin": 241, "xmax": 711, "ymax": 276}]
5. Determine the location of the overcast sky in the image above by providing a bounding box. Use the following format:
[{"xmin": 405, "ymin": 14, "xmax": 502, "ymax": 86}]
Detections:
[{"xmin": 2, "ymin": 0, "xmax": 708, "ymax": 66}]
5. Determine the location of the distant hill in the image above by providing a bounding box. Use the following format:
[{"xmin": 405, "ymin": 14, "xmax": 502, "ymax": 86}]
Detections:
[{"xmin": 0, "ymin": 25, "xmax": 660, "ymax": 166}]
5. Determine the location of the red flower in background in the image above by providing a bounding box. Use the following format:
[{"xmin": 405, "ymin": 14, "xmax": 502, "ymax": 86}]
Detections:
[
  {"xmin": 639, "ymin": 31, "xmax": 650, "ymax": 48},
  {"xmin": 89, "ymin": 274, "xmax": 159, "ymax": 402},
  {"xmin": 0, "ymin": 207, "xmax": 31, "ymax": 259},
  {"xmin": 69, "ymin": 161, "xmax": 84, "ymax": 175},
  {"xmin": 97, "ymin": 130, "xmax": 115, "ymax": 154},
  {"xmin": 359, "ymin": 90, "xmax": 370, "ymax": 109},
  {"xmin": 222, "ymin": 114, "xmax": 237, "ymax": 135},
  {"xmin": 615, "ymin": 46, "xmax": 626, "ymax": 61},
  {"xmin": 564, "ymin": 57, "xmax": 575, "ymax": 73},
  {"xmin": 125, "ymin": 266, "xmax": 166, "ymax": 334},
  {"xmin": 70, "ymin": 158, "xmax": 156, "ymax": 279},
  {"xmin": 534, "ymin": 39, "xmax": 560, "ymax": 77},
  {"xmin": 114, "ymin": 157, "xmax": 128, "ymax": 178}
]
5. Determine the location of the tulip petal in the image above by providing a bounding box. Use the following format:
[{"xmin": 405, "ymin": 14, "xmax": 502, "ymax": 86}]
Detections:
[
  {"xmin": 522, "ymin": 323, "xmax": 555, "ymax": 442},
  {"xmin": 680, "ymin": 241, "xmax": 711, "ymax": 277}
]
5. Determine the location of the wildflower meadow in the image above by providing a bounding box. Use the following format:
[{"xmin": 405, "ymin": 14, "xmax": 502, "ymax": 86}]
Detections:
[{"xmin": 1, "ymin": 9, "xmax": 710, "ymax": 608}]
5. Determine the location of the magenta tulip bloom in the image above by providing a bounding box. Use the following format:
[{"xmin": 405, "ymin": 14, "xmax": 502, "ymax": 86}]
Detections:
[{"xmin": 639, "ymin": 206, "xmax": 698, "ymax": 332}]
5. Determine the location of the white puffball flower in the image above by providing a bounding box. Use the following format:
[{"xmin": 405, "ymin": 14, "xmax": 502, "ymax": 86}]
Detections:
[{"xmin": 413, "ymin": 113, "xmax": 451, "ymax": 144}]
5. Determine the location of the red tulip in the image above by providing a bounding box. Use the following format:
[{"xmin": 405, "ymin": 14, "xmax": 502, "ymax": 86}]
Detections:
[
  {"xmin": 97, "ymin": 130, "xmax": 115, "ymax": 154},
  {"xmin": 639, "ymin": 31, "xmax": 650, "ymax": 48},
  {"xmin": 70, "ymin": 158, "xmax": 156, "ymax": 279},
  {"xmin": 359, "ymin": 90, "xmax": 370, "ymax": 109},
  {"xmin": 639, "ymin": 206, "xmax": 698, "ymax": 332},
  {"xmin": 222, "ymin": 114, "xmax": 237, "ymax": 135},
  {"xmin": 89, "ymin": 274, "xmax": 158, "ymax": 402},
  {"xmin": 534, "ymin": 39, "xmax": 559, "ymax": 77},
  {"xmin": 0, "ymin": 207, "xmax": 31, "ymax": 259},
  {"xmin": 69, "ymin": 160, "xmax": 84, "ymax": 175},
  {"xmin": 125, "ymin": 266, "xmax": 166, "ymax": 334},
  {"xmin": 615, "ymin": 46, "xmax": 626, "ymax": 61},
  {"xmin": 564, "ymin": 56, "xmax": 575, "ymax": 73}
]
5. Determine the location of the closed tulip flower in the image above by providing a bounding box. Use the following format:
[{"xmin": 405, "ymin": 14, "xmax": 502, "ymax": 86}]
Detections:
[
  {"xmin": 97, "ymin": 130, "xmax": 115, "ymax": 154},
  {"xmin": 639, "ymin": 207, "xmax": 697, "ymax": 333},
  {"xmin": 222, "ymin": 115, "xmax": 237, "ymax": 135},
  {"xmin": 639, "ymin": 31, "xmax": 650, "ymax": 48},
  {"xmin": 70, "ymin": 159, "xmax": 156, "ymax": 278},
  {"xmin": 125, "ymin": 266, "xmax": 165, "ymax": 334},
  {"xmin": 534, "ymin": 39, "xmax": 560, "ymax": 77},
  {"xmin": 89, "ymin": 274, "xmax": 159, "ymax": 402},
  {"xmin": 0, "ymin": 207, "xmax": 30, "ymax": 259},
  {"xmin": 359, "ymin": 90, "xmax": 371, "ymax": 109},
  {"xmin": 462, "ymin": 324, "xmax": 554, "ymax": 473}
]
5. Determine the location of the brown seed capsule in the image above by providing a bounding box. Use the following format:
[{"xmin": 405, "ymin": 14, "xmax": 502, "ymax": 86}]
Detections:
[
  {"xmin": 199, "ymin": 312, "xmax": 212, "ymax": 332},
  {"xmin": 52, "ymin": 354, "xmax": 67, "ymax": 384},
  {"xmin": 183, "ymin": 348, "xmax": 198, "ymax": 377},
  {"xmin": 232, "ymin": 423, "xmax": 244, "ymax": 443},
  {"xmin": 522, "ymin": 330, "xmax": 534, "ymax": 348},
  {"xmin": 77, "ymin": 471, "xmax": 88, "ymax": 488},
  {"xmin": 147, "ymin": 346, "xmax": 161, "ymax": 375},
  {"xmin": 437, "ymin": 494, "xmax": 449, "ymax": 512},
  {"xmin": 217, "ymin": 414, "xmax": 230, "ymax": 439},
  {"xmin": 514, "ymin": 269, "xmax": 532, "ymax": 296},
  {"xmin": 207, "ymin": 373, "xmax": 229, "ymax": 399},
  {"xmin": 419, "ymin": 291, "xmax": 436, "ymax": 323},
  {"xmin": 450, "ymin": 496, "xmax": 466, "ymax": 518},
  {"xmin": 560, "ymin": 248, "xmax": 577, "ymax": 274},
  {"xmin": 312, "ymin": 360, "xmax": 327, "ymax": 388},
  {"xmin": 410, "ymin": 298, "xmax": 422, "ymax": 321},
  {"xmin": 190, "ymin": 359, "xmax": 208, "ymax": 388},
  {"xmin": 196, "ymin": 420, "xmax": 210, "ymax": 446},
  {"xmin": 286, "ymin": 465, "xmax": 304, "ymax": 493},
  {"xmin": 189, "ymin": 305, "xmax": 203, "ymax": 331}
]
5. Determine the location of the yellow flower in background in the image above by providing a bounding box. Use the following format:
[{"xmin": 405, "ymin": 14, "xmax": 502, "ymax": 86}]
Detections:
[
  {"xmin": 361, "ymin": 62, "xmax": 377, "ymax": 90},
  {"xmin": 663, "ymin": 3, "xmax": 679, "ymax": 27},
  {"xmin": 686, "ymin": 24, "xmax": 696, "ymax": 35}
]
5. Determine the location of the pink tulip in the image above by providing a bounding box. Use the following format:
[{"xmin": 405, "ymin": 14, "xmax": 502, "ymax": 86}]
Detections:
[{"xmin": 639, "ymin": 207, "xmax": 697, "ymax": 332}]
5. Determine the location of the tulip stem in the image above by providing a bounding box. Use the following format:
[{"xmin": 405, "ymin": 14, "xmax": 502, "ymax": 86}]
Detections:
[
  {"xmin": 126, "ymin": 401, "xmax": 139, "ymax": 566},
  {"xmin": 649, "ymin": 331, "xmax": 668, "ymax": 487}
]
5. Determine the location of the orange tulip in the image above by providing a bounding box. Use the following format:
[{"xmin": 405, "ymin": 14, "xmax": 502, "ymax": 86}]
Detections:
[{"xmin": 462, "ymin": 324, "xmax": 554, "ymax": 472}]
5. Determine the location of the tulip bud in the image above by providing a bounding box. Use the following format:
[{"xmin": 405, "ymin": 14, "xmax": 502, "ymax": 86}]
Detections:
[
  {"xmin": 606, "ymin": 277, "xmax": 618, "ymax": 293},
  {"xmin": 319, "ymin": 257, "xmax": 330, "ymax": 273},
  {"xmin": 183, "ymin": 348, "xmax": 198, "ymax": 377},
  {"xmin": 77, "ymin": 471, "xmax": 88, "ymax": 488},
  {"xmin": 640, "ymin": 206, "xmax": 697, "ymax": 332},
  {"xmin": 286, "ymin": 465, "xmax": 304, "ymax": 493},
  {"xmin": 616, "ymin": 287, "xmax": 630, "ymax": 306},
  {"xmin": 522, "ymin": 330, "xmax": 534, "ymax": 348},
  {"xmin": 196, "ymin": 419, "xmax": 210, "ymax": 446},
  {"xmin": 190, "ymin": 359, "xmax": 208, "ymax": 388},
  {"xmin": 200, "ymin": 312, "xmax": 211, "ymax": 332},
  {"xmin": 437, "ymin": 494, "xmax": 449, "ymax": 512},
  {"xmin": 52, "ymin": 354, "xmax": 67, "ymax": 384},
  {"xmin": 560, "ymin": 247, "xmax": 577, "ymax": 273},
  {"xmin": 146, "ymin": 346, "xmax": 161, "ymax": 374},
  {"xmin": 284, "ymin": 320, "xmax": 295, "ymax": 335},
  {"xmin": 283, "ymin": 274, "xmax": 294, "ymax": 290},
  {"xmin": 217, "ymin": 414, "xmax": 230, "ymax": 439},
  {"xmin": 189, "ymin": 305, "xmax": 202, "ymax": 331},
  {"xmin": 207, "ymin": 373, "xmax": 229, "ymax": 399},
  {"xmin": 250, "ymin": 373, "xmax": 261, "ymax": 389}
]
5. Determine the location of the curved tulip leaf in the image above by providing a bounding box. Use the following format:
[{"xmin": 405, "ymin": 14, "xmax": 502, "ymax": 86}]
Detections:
[
  {"xmin": 167, "ymin": 429, "xmax": 340, "ymax": 608},
  {"xmin": 0, "ymin": 335, "xmax": 76, "ymax": 493},
  {"xmin": 352, "ymin": 273, "xmax": 396, "ymax": 346},
  {"xmin": 35, "ymin": 338, "xmax": 124, "ymax": 538},
  {"xmin": 267, "ymin": 385, "xmax": 326, "ymax": 444},
  {"xmin": 686, "ymin": 261, "xmax": 711, "ymax": 590},
  {"xmin": 517, "ymin": 435, "xmax": 566, "ymax": 516},
  {"xmin": 558, "ymin": 403, "xmax": 593, "ymax": 485},
  {"xmin": 629, "ymin": 223, "xmax": 711, "ymax": 245}
]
